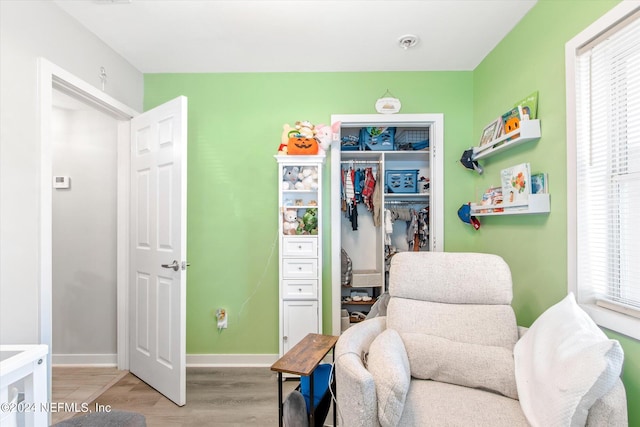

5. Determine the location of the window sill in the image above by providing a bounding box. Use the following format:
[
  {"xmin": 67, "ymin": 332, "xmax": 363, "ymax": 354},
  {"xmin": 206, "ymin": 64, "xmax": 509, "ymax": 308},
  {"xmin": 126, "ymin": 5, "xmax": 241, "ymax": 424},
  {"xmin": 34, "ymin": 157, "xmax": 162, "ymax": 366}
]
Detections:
[{"xmin": 580, "ymin": 302, "xmax": 640, "ymax": 341}]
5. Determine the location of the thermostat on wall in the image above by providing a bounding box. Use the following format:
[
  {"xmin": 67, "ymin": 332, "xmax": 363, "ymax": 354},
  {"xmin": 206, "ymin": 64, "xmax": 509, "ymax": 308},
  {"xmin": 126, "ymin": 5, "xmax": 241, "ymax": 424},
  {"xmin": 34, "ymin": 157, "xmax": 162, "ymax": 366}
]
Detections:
[{"xmin": 53, "ymin": 176, "xmax": 70, "ymax": 189}]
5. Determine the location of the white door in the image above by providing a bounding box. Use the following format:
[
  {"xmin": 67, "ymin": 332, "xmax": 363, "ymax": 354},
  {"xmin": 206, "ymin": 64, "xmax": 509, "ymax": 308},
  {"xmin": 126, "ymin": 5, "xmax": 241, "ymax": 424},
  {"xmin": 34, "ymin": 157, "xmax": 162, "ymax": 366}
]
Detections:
[{"xmin": 129, "ymin": 96, "xmax": 188, "ymax": 406}]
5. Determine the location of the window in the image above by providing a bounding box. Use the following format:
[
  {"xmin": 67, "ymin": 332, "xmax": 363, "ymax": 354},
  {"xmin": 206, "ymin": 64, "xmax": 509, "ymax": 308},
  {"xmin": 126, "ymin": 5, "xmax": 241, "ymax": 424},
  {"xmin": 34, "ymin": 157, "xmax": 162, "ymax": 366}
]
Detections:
[{"xmin": 567, "ymin": 2, "xmax": 640, "ymax": 340}]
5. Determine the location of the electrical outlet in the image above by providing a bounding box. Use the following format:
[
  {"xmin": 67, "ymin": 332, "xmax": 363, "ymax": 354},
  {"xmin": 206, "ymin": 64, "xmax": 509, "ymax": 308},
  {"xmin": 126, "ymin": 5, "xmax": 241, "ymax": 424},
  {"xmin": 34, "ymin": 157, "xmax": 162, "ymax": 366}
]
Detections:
[{"xmin": 216, "ymin": 308, "xmax": 227, "ymax": 329}]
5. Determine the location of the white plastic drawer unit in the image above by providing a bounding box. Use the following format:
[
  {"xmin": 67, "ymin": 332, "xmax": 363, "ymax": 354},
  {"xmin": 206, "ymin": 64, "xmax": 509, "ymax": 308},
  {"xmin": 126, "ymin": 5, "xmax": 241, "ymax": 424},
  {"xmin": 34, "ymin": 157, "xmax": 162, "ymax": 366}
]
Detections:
[
  {"xmin": 282, "ymin": 236, "xmax": 318, "ymax": 257},
  {"xmin": 282, "ymin": 279, "xmax": 317, "ymax": 299},
  {"xmin": 282, "ymin": 258, "xmax": 318, "ymax": 278}
]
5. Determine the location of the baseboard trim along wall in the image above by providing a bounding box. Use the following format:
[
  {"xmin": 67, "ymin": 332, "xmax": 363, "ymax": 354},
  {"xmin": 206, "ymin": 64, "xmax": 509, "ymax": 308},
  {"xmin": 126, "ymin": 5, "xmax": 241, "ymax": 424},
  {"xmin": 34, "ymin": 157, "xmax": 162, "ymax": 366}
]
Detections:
[
  {"xmin": 52, "ymin": 353, "xmax": 281, "ymax": 367},
  {"xmin": 186, "ymin": 354, "xmax": 279, "ymax": 367},
  {"xmin": 52, "ymin": 354, "xmax": 117, "ymax": 366}
]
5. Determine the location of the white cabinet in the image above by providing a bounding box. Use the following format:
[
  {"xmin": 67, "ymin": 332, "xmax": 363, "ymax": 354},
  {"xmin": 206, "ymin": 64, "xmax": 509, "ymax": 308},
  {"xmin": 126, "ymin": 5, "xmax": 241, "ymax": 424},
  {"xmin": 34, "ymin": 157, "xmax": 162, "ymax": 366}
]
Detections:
[
  {"xmin": 330, "ymin": 114, "xmax": 444, "ymax": 335},
  {"xmin": 282, "ymin": 300, "xmax": 319, "ymax": 355},
  {"xmin": 275, "ymin": 155, "xmax": 324, "ymax": 358}
]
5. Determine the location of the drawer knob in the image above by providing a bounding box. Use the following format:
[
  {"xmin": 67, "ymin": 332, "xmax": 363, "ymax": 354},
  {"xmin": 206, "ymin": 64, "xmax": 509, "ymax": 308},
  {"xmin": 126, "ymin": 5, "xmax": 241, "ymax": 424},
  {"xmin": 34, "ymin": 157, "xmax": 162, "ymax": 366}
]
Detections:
[
  {"xmin": 298, "ymin": 288, "xmax": 302, "ymax": 292},
  {"xmin": 298, "ymin": 267, "xmax": 302, "ymax": 270},
  {"xmin": 298, "ymin": 245, "xmax": 302, "ymax": 249}
]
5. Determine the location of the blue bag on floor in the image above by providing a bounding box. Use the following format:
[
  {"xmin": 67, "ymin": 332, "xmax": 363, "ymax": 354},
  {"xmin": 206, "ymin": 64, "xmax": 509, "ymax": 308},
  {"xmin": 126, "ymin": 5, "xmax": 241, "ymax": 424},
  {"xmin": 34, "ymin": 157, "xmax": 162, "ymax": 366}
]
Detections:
[{"xmin": 300, "ymin": 363, "xmax": 332, "ymax": 413}]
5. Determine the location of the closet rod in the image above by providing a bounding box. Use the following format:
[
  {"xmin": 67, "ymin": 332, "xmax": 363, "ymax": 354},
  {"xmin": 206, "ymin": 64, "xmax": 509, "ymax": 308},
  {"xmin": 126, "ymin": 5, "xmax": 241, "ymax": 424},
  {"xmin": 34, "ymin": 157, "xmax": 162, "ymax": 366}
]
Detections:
[
  {"xmin": 340, "ymin": 160, "xmax": 382, "ymax": 164},
  {"xmin": 384, "ymin": 200, "xmax": 428, "ymax": 205}
]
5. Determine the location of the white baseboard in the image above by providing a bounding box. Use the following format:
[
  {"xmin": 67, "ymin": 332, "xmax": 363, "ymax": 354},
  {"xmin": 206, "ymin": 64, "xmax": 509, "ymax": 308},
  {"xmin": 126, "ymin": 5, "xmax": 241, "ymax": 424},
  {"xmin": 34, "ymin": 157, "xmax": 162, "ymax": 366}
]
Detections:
[
  {"xmin": 52, "ymin": 353, "xmax": 281, "ymax": 368},
  {"xmin": 52, "ymin": 353, "xmax": 117, "ymax": 366},
  {"xmin": 186, "ymin": 354, "xmax": 279, "ymax": 367}
]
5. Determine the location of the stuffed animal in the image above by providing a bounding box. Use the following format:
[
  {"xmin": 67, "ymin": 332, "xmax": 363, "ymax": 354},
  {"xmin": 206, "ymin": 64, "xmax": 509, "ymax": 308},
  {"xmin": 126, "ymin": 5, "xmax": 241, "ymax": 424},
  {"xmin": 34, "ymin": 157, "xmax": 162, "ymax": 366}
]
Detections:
[
  {"xmin": 279, "ymin": 124, "xmax": 296, "ymax": 155},
  {"xmin": 295, "ymin": 121, "xmax": 316, "ymax": 138},
  {"xmin": 299, "ymin": 208, "xmax": 318, "ymax": 235},
  {"xmin": 296, "ymin": 167, "xmax": 318, "ymax": 190},
  {"xmin": 282, "ymin": 166, "xmax": 300, "ymax": 190},
  {"xmin": 283, "ymin": 208, "xmax": 300, "ymax": 235},
  {"xmin": 315, "ymin": 122, "xmax": 340, "ymax": 156}
]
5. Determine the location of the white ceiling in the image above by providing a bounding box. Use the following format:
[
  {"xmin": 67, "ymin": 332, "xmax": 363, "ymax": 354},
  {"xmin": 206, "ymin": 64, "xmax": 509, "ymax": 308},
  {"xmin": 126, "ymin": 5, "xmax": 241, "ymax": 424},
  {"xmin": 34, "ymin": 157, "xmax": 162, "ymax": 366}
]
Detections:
[{"xmin": 53, "ymin": 0, "xmax": 537, "ymax": 73}]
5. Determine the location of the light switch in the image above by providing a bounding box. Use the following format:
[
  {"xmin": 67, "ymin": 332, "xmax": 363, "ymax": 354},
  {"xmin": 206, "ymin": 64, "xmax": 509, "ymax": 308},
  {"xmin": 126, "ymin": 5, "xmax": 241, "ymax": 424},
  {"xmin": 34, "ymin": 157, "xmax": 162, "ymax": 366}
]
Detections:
[
  {"xmin": 53, "ymin": 176, "xmax": 71, "ymax": 188},
  {"xmin": 53, "ymin": 176, "xmax": 70, "ymax": 189}
]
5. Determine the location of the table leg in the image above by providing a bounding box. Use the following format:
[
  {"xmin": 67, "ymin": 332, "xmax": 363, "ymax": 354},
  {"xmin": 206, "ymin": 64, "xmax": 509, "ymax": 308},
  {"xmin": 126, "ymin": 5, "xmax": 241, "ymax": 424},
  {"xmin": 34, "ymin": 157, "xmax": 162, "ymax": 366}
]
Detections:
[
  {"xmin": 309, "ymin": 373, "xmax": 315, "ymax": 427},
  {"xmin": 278, "ymin": 372, "xmax": 283, "ymax": 427}
]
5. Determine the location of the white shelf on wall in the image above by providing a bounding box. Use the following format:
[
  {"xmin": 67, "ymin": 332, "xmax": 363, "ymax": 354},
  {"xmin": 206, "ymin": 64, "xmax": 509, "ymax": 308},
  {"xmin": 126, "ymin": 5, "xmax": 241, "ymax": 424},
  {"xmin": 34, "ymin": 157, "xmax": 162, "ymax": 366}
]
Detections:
[
  {"xmin": 470, "ymin": 193, "xmax": 550, "ymax": 216},
  {"xmin": 472, "ymin": 120, "xmax": 541, "ymax": 161}
]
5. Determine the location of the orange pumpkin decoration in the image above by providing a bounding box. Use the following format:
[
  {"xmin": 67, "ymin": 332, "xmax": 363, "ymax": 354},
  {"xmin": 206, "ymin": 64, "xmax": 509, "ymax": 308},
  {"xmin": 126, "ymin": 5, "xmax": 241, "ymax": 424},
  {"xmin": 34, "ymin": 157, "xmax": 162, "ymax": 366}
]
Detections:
[
  {"xmin": 288, "ymin": 136, "xmax": 319, "ymax": 155},
  {"xmin": 504, "ymin": 116, "xmax": 520, "ymax": 134}
]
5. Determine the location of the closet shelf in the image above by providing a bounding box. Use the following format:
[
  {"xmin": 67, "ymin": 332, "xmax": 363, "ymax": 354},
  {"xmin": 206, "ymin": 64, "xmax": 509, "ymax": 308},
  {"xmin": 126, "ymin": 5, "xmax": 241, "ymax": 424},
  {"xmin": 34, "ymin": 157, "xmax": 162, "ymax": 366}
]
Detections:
[
  {"xmin": 283, "ymin": 189, "xmax": 318, "ymax": 194},
  {"xmin": 384, "ymin": 192, "xmax": 430, "ymax": 199},
  {"xmin": 472, "ymin": 120, "xmax": 541, "ymax": 161},
  {"xmin": 342, "ymin": 298, "xmax": 377, "ymax": 306},
  {"xmin": 282, "ymin": 205, "xmax": 318, "ymax": 210}
]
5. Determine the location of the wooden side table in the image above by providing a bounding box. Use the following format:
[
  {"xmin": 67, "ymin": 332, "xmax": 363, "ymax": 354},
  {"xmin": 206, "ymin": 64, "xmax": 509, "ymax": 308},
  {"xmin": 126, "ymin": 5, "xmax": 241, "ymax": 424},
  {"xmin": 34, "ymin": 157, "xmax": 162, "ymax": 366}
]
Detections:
[{"xmin": 271, "ymin": 333, "xmax": 338, "ymax": 427}]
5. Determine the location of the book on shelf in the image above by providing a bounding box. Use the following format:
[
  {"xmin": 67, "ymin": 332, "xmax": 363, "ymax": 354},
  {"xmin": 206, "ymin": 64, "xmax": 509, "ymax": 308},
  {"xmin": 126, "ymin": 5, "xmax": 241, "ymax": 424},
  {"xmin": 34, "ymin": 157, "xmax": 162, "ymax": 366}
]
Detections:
[
  {"xmin": 531, "ymin": 172, "xmax": 548, "ymax": 194},
  {"xmin": 478, "ymin": 186, "xmax": 504, "ymax": 213},
  {"xmin": 513, "ymin": 91, "xmax": 539, "ymax": 120},
  {"xmin": 501, "ymin": 107, "xmax": 523, "ymax": 141},
  {"xmin": 501, "ymin": 162, "xmax": 531, "ymax": 207}
]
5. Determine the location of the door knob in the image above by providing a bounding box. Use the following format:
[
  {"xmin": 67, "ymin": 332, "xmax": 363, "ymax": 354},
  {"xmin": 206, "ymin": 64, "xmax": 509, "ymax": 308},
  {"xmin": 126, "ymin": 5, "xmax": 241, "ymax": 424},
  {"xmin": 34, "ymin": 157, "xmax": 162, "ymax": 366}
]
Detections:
[{"xmin": 161, "ymin": 260, "xmax": 180, "ymax": 271}]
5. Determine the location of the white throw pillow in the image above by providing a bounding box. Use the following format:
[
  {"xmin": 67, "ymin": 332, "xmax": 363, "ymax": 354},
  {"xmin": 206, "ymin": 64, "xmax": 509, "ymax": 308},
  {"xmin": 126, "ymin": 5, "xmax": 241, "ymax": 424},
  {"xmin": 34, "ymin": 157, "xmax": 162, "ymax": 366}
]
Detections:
[
  {"xmin": 514, "ymin": 293, "xmax": 624, "ymax": 427},
  {"xmin": 367, "ymin": 328, "xmax": 411, "ymax": 427}
]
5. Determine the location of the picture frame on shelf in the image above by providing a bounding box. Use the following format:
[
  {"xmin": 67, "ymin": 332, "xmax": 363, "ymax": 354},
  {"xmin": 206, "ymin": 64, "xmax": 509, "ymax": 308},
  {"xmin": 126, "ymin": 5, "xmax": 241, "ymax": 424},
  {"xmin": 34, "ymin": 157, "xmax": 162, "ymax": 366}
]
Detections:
[{"xmin": 479, "ymin": 117, "xmax": 503, "ymax": 147}]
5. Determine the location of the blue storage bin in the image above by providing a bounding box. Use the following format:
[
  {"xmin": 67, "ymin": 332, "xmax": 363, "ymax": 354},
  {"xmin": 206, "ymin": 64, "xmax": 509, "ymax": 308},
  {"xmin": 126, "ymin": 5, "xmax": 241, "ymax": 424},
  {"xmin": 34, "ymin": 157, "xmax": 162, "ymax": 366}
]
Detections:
[
  {"xmin": 360, "ymin": 127, "xmax": 396, "ymax": 151},
  {"xmin": 300, "ymin": 363, "xmax": 332, "ymax": 412},
  {"xmin": 340, "ymin": 135, "xmax": 361, "ymax": 151},
  {"xmin": 386, "ymin": 169, "xmax": 419, "ymax": 193},
  {"xmin": 395, "ymin": 129, "xmax": 430, "ymax": 151}
]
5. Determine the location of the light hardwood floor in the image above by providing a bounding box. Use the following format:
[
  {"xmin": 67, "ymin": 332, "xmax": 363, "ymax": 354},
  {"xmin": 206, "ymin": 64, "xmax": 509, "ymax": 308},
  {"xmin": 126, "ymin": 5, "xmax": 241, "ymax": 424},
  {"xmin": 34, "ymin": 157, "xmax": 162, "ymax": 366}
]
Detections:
[
  {"xmin": 52, "ymin": 367, "xmax": 321, "ymax": 426},
  {"xmin": 51, "ymin": 366, "xmax": 127, "ymax": 424}
]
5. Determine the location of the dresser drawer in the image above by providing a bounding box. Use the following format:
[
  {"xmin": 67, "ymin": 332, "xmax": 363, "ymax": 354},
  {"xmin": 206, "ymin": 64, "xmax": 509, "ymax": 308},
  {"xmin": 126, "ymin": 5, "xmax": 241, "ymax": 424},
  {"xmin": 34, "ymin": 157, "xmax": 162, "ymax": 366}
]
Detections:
[
  {"xmin": 282, "ymin": 237, "xmax": 318, "ymax": 257},
  {"xmin": 282, "ymin": 258, "xmax": 318, "ymax": 278},
  {"xmin": 282, "ymin": 279, "xmax": 317, "ymax": 299}
]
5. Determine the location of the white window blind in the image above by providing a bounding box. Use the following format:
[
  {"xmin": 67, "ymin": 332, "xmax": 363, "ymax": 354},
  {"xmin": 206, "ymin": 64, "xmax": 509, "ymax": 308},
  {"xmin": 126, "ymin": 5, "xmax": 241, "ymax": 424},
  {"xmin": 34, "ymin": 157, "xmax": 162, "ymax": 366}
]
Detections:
[{"xmin": 576, "ymin": 14, "xmax": 640, "ymax": 315}]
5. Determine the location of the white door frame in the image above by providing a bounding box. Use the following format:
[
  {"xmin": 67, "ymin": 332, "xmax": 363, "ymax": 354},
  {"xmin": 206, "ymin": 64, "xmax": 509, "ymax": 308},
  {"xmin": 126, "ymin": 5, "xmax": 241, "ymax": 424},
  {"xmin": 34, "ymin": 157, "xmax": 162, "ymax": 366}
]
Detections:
[{"xmin": 38, "ymin": 58, "xmax": 139, "ymax": 387}]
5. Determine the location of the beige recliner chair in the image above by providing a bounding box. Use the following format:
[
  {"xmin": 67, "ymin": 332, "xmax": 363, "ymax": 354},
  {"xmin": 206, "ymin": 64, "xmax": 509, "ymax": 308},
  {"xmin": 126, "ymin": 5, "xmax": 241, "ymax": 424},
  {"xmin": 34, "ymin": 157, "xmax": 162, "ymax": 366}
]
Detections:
[{"xmin": 335, "ymin": 252, "xmax": 627, "ymax": 426}]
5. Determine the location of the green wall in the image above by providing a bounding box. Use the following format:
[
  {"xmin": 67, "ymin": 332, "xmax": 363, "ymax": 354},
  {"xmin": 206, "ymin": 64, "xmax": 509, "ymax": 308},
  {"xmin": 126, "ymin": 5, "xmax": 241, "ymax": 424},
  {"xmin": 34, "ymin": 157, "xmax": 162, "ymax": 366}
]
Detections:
[
  {"xmin": 144, "ymin": 72, "xmax": 474, "ymax": 353},
  {"xmin": 471, "ymin": 0, "xmax": 638, "ymax": 425}
]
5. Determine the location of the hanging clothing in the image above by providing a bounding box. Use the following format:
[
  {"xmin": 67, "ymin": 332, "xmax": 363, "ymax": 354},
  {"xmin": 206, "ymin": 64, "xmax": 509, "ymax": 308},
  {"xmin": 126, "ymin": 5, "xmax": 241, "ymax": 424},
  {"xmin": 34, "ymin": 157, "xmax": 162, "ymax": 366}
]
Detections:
[
  {"xmin": 407, "ymin": 209, "xmax": 418, "ymax": 250},
  {"xmin": 384, "ymin": 208, "xmax": 393, "ymax": 245},
  {"xmin": 354, "ymin": 169, "xmax": 363, "ymax": 203},
  {"xmin": 349, "ymin": 201, "xmax": 358, "ymax": 231},
  {"xmin": 418, "ymin": 207, "xmax": 429, "ymax": 248},
  {"xmin": 344, "ymin": 168, "xmax": 355, "ymax": 202},
  {"xmin": 341, "ymin": 166, "xmax": 359, "ymax": 230},
  {"xmin": 372, "ymin": 168, "xmax": 382, "ymax": 227},
  {"xmin": 361, "ymin": 167, "xmax": 376, "ymax": 212}
]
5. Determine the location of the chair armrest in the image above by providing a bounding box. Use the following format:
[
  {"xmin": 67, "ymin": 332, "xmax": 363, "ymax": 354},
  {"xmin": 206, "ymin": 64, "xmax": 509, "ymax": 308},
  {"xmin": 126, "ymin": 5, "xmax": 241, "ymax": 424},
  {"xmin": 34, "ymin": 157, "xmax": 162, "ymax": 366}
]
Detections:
[
  {"xmin": 335, "ymin": 316, "xmax": 386, "ymax": 427},
  {"xmin": 586, "ymin": 378, "xmax": 628, "ymax": 426}
]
